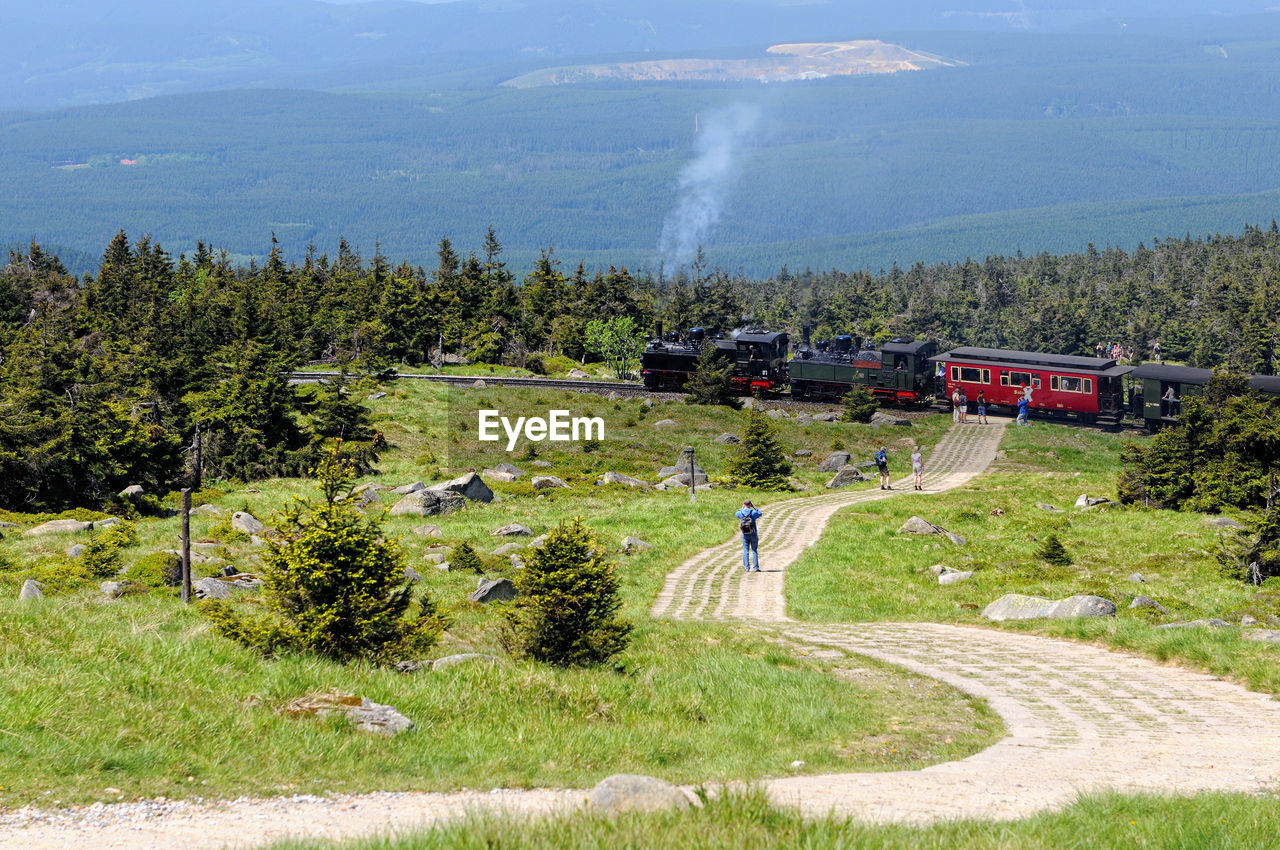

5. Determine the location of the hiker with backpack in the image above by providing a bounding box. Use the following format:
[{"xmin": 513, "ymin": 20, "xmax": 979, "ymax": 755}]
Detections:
[
  {"xmin": 876, "ymin": 445, "xmax": 891, "ymax": 490},
  {"xmin": 736, "ymin": 499, "xmax": 762, "ymax": 572}
]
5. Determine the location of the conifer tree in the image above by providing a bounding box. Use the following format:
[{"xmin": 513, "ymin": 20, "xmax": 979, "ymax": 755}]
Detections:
[
  {"xmin": 727, "ymin": 409, "xmax": 792, "ymax": 489},
  {"xmin": 683, "ymin": 344, "xmax": 738, "ymax": 407},
  {"xmin": 841, "ymin": 386, "xmax": 878, "ymax": 422}
]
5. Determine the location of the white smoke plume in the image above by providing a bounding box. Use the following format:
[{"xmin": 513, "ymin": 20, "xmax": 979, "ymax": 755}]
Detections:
[{"xmin": 657, "ymin": 103, "xmax": 762, "ymax": 272}]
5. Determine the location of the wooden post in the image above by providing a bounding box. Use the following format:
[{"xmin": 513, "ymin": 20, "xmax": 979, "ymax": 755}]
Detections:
[
  {"xmin": 685, "ymin": 446, "xmax": 697, "ymax": 504},
  {"xmin": 180, "ymin": 488, "xmax": 192, "ymax": 604}
]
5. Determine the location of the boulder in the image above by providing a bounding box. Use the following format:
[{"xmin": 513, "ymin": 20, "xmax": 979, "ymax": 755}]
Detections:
[
  {"xmin": 193, "ymin": 578, "xmax": 232, "ymax": 600},
  {"xmin": 355, "ymin": 488, "xmax": 381, "ymax": 509},
  {"xmin": 429, "ymin": 472, "xmax": 494, "ymax": 503},
  {"xmin": 1037, "ymin": 503, "xmax": 1062, "ymax": 513},
  {"xmin": 938, "ymin": 569, "xmax": 973, "ymax": 586},
  {"xmin": 491, "ymin": 543, "xmax": 524, "ymax": 557},
  {"xmin": 404, "ymin": 567, "xmax": 423, "ymax": 583},
  {"xmin": 18, "ymin": 579, "xmax": 44, "ymax": 601},
  {"xmin": 982, "ymin": 593, "xmax": 1116, "ymax": 621},
  {"xmin": 1126, "ymin": 573, "xmax": 1146, "ymax": 584},
  {"xmin": 509, "ymin": 554, "xmax": 525, "ymax": 569},
  {"xmin": 653, "ymin": 419, "xmax": 679, "ymax": 428},
  {"xmin": 794, "ymin": 449, "xmax": 812, "ymax": 457},
  {"xmin": 231, "ymin": 511, "xmax": 265, "ymax": 535},
  {"xmin": 491, "ymin": 523, "xmax": 533, "ymax": 537},
  {"xmin": 435, "ymin": 562, "xmax": 451, "ymax": 572},
  {"xmin": 469, "ymin": 577, "xmax": 516, "ymax": 603},
  {"xmin": 1243, "ymin": 630, "xmax": 1280, "ymax": 644},
  {"xmin": 24, "ymin": 519, "xmax": 92, "ymax": 536},
  {"xmin": 1242, "ymin": 614, "xmax": 1258, "ymax": 627},
  {"xmin": 531, "ymin": 476, "xmax": 568, "ymax": 490},
  {"xmin": 528, "ymin": 534, "xmax": 548, "ymax": 547},
  {"xmin": 67, "ymin": 544, "xmax": 86, "ymax": 559},
  {"xmin": 389, "ymin": 490, "xmax": 465, "ymax": 517},
  {"xmin": 413, "ymin": 524, "xmax": 444, "ymax": 537},
  {"xmin": 193, "ymin": 504, "xmax": 224, "ymax": 515},
  {"xmin": 531, "ymin": 460, "xmax": 553, "ymax": 468},
  {"xmin": 393, "ymin": 660, "xmax": 429, "ymax": 674},
  {"xmin": 222, "ymin": 573, "xmax": 262, "ymax": 591},
  {"xmin": 100, "ymin": 580, "xmax": 127, "ymax": 598},
  {"xmin": 640, "ymin": 398, "xmax": 654, "ymax": 409},
  {"xmin": 597, "ymin": 471, "xmax": 649, "ymax": 488},
  {"xmin": 588, "ymin": 774, "xmax": 693, "ymax": 815},
  {"xmin": 432, "ymin": 653, "xmax": 499, "ymax": 671},
  {"xmin": 766, "ymin": 409, "xmax": 788, "ymax": 419},
  {"xmin": 661, "ymin": 471, "xmax": 709, "ymax": 487},
  {"xmin": 870, "ymin": 411, "xmax": 910, "ymax": 427},
  {"xmin": 482, "ymin": 469, "xmax": 518, "ymax": 483},
  {"xmin": 119, "ymin": 484, "xmax": 145, "ymax": 499},
  {"xmin": 899, "ymin": 516, "xmax": 938, "ymax": 535},
  {"xmin": 424, "ymin": 553, "xmax": 447, "ymax": 564},
  {"xmin": 567, "ymin": 368, "xmax": 590, "ymax": 379},
  {"xmin": 392, "ymin": 481, "xmax": 427, "ymax": 495},
  {"xmin": 740, "ymin": 397, "xmax": 757, "ymax": 410},
  {"xmin": 714, "ymin": 433, "xmax": 740, "ymax": 445},
  {"xmin": 492, "ymin": 462, "xmax": 526, "ymax": 478},
  {"xmin": 826, "ymin": 466, "xmax": 866, "ymax": 489},
  {"xmin": 622, "ymin": 535, "xmax": 652, "ymax": 553},
  {"xmin": 817, "ymin": 452, "xmax": 851, "ymax": 472},
  {"xmin": 472, "ymin": 379, "xmax": 487, "ymax": 388},
  {"xmin": 367, "ymin": 391, "xmax": 387, "ymax": 400},
  {"xmin": 285, "ymin": 692, "xmax": 414, "ymax": 736},
  {"xmin": 811, "ymin": 412, "xmax": 840, "ymax": 422},
  {"xmin": 1074, "ymin": 494, "xmax": 1089, "ymax": 509},
  {"xmin": 794, "ymin": 414, "xmax": 812, "ymax": 426},
  {"xmin": 1156, "ymin": 618, "xmax": 1234, "ymax": 630},
  {"xmin": 1129, "ymin": 595, "xmax": 1168, "ymax": 614}
]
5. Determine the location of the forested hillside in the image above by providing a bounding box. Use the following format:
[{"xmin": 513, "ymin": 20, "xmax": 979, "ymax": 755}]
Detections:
[{"xmin": 2, "ymin": 224, "xmax": 1277, "ymax": 510}]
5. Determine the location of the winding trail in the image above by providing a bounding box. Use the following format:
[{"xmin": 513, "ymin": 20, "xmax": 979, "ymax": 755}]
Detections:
[{"xmin": 6, "ymin": 418, "xmax": 1280, "ymax": 848}]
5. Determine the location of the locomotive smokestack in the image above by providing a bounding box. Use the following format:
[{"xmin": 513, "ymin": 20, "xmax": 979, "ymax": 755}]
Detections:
[
  {"xmin": 655, "ymin": 320, "xmax": 663, "ymax": 342},
  {"xmin": 802, "ymin": 325, "xmax": 811, "ymax": 347}
]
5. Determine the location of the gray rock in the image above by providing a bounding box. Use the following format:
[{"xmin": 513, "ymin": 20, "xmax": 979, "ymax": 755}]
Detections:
[
  {"xmin": 714, "ymin": 433, "xmax": 740, "ymax": 445},
  {"xmin": 1129, "ymin": 595, "xmax": 1168, "ymax": 614},
  {"xmin": 482, "ymin": 469, "xmax": 518, "ymax": 482},
  {"xmin": 794, "ymin": 449, "xmax": 812, "ymax": 457},
  {"xmin": 355, "ymin": 488, "xmax": 381, "ymax": 509},
  {"xmin": 622, "ymin": 535, "xmax": 652, "ymax": 553},
  {"xmin": 817, "ymin": 452, "xmax": 851, "ymax": 472},
  {"xmin": 938, "ymin": 569, "xmax": 973, "ymax": 585},
  {"xmin": 389, "ymin": 490, "xmax": 465, "ymax": 517},
  {"xmin": 640, "ymin": 398, "xmax": 655, "ymax": 409},
  {"xmin": 193, "ymin": 504, "xmax": 223, "ymax": 515},
  {"xmin": 653, "ymin": 419, "xmax": 679, "ymax": 428},
  {"xmin": 472, "ymin": 379, "xmax": 487, "ymax": 388},
  {"xmin": 940, "ymin": 530, "xmax": 967, "ymax": 546},
  {"xmin": 424, "ymin": 553, "xmax": 447, "ymax": 564},
  {"xmin": 1037, "ymin": 503, "xmax": 1062, "ymax": 513},
  {"xmin": 67, "ymin": 544, "xmax": 86, "ymax": 559},
  {"xmin": 606, "ymin": 391, "xmax": 621, "ymax": 401},
  {"xmin": 531, "ymin": 475, "xmax": 568, "ymax": 490},
  {"xmin": 794, "ymin": 414, "xmax": 812, "ymax": 425},
  {"xmin": 765, "ymin": 409, "xmax": 789, "ymax": 419},
  {"xmin": 597, "ymin": 471, "xmax": 649, "ymax": 488},
  {"xmin": 1156, "ymin": 619, "xmax": 1234, "ymax": 630},
  {"xmin": 469, "ymin": 577, "xmax": 516, "ymax": 603},
  {"xmin": 567, "ymin": 368, "xmax": 590, "ymax": 379},
  {"xmin": 1074, "ymin": 494, "xmax": 1090, "ymax": 509},
  {"xmin": 509, "ymin": 554, "xmax": 525, "ymax": 569},
  {"xmin": 899, "ymin": 516, "xmax": 938, "ymax": 535},
  {"xmin": 367, "ymin": 391, "xmax": 387, "ymax": 400},
  {"xmin": 1207, "ymin": 516, "xmax": 1245, "ymax": 530},
  {"xmin": 493, "ymin": 462, "xmax": 525, "ymax": 478},
  {"xmin": 528, "ymin": 534, "xmax": 548, "ymax": 547},
  {"xmin": 392, "ymin": 481, "xmax": 427, "ymax": 495},
  {"xmin": 392, "ymin": 660, "xmax": 428, "ymax": 674},
  {"xmin": 1127, "ymin": 573, "xmax": 1146, "ymax": 584},
  {"xmin": 100, "ymin": 581, "xmax": 127, "ymax": 598},
  {"xmin": 811, "ymin": 412, "xmax": 840, "ymax": 422},
  {"xmin": 982, "ymin": 593, "xmax": 1116, "ymax": 621},
  {"xmin": 348, "ymin": 699, "xmax": 415, "ymax": 735},
  {"xmin": 413, "ymin": 524, "xmax": 443, "ymax": 537},
  {"xmin": 531, "ymin": 460, "xmax": 553, "ymax": 468},
  {"xmin": 491, "ymin": 523, "xmax": 533, "ymax": 537},
  {"xmin": 587, "ymin": 774, "xmax": 693, "ymax": 815},
  {"xmin": 193, "ymin": 578, "xmax": 232, "ymax": 600},
  {"xmin": 1243, "ymin": 630, "xmax": 1280, "ymax": 644},
  {"xmin": 429, "ymin": 472, "xmax": 494, "ymax": 503},
  {"xmin": 490, "ymin": 543, "xmax": 524, "ymax": 557},
  {"xmin": 96, "ymin": 517, "xmax": 121, "ymax": 529},
  {"xmin": 24, "ymin": 519, "xmax": 93, "ymax": 536},
  {"xmin": 826, "ymin": 465, "xmax": 866, "ymax": 489},
  {"xmin": 1242, "ymin": 614, "xmax": 1258, "ymax": 627},
  {"xmin": 231, "ymin": 511, "xmax": 265, "ymax": 535},
  {"xmin": 435, "ymin": 562, "xmax": 451, "ymax": 572},
  {"xmin": 404, "ymin": 567, "xmax": 423, "ymax": 583},
  {"xmin": 661, "ymin": 472, "xmax": 709, "ymax": 487},
  {"xmin": 741, "ymin": 397, "xmax": 757, "ymax": 410},
  {"xmin": 119, "ymin": 484, "xmax": 145, "ymax": 499},
  {"xmin": 870, "ymin": 411, "xmax": 911, "ymax": 427},
  {"xmin": 18, "ymin": 579, "xmax": 44, "ymax": 601},
  {"xmin": 432, "ymin": 653, "xmax": 499, "ymax": 671}
]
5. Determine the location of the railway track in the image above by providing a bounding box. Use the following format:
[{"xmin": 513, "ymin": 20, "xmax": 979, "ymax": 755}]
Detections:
[{"xmin": 288, "ymin": 371, "xmax": 660, "ymax": 396}]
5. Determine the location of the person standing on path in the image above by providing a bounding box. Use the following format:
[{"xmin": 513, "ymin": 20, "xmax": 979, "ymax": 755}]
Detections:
[
  {"xmin": 976, "ymin": 390, "xmax": 988, "ymax": 425},
  {"xmin": 876, "ymin": 445, "xmax": 892, "ymax": 490},
  {"xmin": 1016, "ymin": 393, "xmax": 1031, "ymax": 426},
  {"xmin": 951, "ymin": 387, "xmax": 961, "ymax": 423},
  {"xmin": 736, "ymin": 500, "xmax": 762, "ymax": 572},
  {"xmin": 911, "ymin": 445, "xmax": 924, "ymax": 490},
  {"xmin": 958, "ymin": 388, "xmax": 968, "ymax": 424}
]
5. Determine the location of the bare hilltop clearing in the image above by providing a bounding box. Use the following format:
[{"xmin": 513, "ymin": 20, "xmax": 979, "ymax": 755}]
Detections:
[{"xmin": 501, "ymin": 40, "xmax": 958, "ymax": 88}]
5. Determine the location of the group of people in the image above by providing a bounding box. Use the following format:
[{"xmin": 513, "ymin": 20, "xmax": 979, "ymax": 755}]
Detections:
[
  {"xmin": 949, "ymin": 388, "xmax": 990, "ymax": 425},
  {"xmin": 735, "ymin": 443, "xmax": 927, "ymax": 572},
  {"xmin": 1095, "ymin": 340, "xmax": 1163, "ymax": 362}
]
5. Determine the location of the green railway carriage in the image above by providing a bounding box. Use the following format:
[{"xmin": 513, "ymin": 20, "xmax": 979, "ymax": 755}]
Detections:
[
  {"xmin": 1132, "ymin": 363, "xmax": 1280, "ymax": 431},
  {"xmin": 789, "ymin": 338, "xmax": 938, "ymax": 403}
]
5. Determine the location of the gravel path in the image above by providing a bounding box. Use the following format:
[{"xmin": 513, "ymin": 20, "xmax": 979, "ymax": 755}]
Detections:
[{"xmin": 9, "ymin": 417, "xmax": 1280, "ymax": 847}]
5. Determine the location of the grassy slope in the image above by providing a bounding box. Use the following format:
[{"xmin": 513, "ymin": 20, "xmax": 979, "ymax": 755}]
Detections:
[{"xmin": 0, "ymin": 384, "xmax": 982, "ymax": 808}]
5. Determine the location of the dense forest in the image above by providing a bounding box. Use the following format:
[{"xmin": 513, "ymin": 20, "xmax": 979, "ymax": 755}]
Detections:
[{"xmin": 2, "ymin": 224, "xmax": 1278, "ymax": 511}]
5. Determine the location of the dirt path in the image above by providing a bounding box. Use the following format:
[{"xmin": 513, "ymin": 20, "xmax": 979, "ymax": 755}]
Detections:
[{"xmin": 8, "ymin": 417, "xmax": 1280, "ymax": 847}]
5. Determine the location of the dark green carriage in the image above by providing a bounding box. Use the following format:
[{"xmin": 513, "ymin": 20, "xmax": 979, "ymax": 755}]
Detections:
[{"xmin": 790, "ymin": 339, "xmax": 937, "ymax": 403}]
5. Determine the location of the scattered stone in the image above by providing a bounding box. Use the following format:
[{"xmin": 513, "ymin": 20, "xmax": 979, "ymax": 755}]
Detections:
[
  {"xmin": 404, "ymin": 567, "xmax": 423, "ymax": 583},
  {"xmin": 367, "ymin": 391, "xmax": 387, "ymax": 400},
  {"xmin": 509, "ymin": 554, "xmax": 524, "ymax": 569},
  {"xmin": 1127, "ymin": 573, "xmax": 1146, "ymax": 584},
  {"xmin": 491, "ymin": 462, "xmax": 526, "ymax": 478},
  {"xmin": 811, "ymin": 412, "xmax": 840, "ymax": 422},
  {"xmin": 653, "ymin": 419, "xmax": 679, "ymax": 428},
  {"xmin": 429, "ymin": 472, "xmax": 494, "ymax": 503},
  {"xmin": 1243, "ymin": 630, "xmax": 1280, "ymax": 644},
  {"xmin": 96, "ymin": 517, "xmax": 121, "ymax": 529},
  {"xmin": 528, "ymin": 534, "xmax": 548, "ymax": 547},
  {"xmin": 606, "ymin": 391, "xmax": 621, "ymax": 401},
  {"xmin": 981, "ymin": 593, "xmax": 1117, "ymax": 621},
  {"xmin": 531, "ymin": 475, "xmax": 568, "ymax": 490},
  {"xmin": 491, "ymin": 523, "xmax": 533, "ymax": 537},
  {"xmin": 24, "ymin": 519, "xmax": 92, "ymax": 536},
  {"xmin": 392, "ymin": 660, "xmax": 428, "ymax": 674},
  {"xmin": 472, "ymin": 379, "xmax": 486, "ymax": 388},
  {"xmin": 794, "ymin": 449, "xmax": 812, "ymax": 457},
  {"xmin": 432, "ymin": 653, "xmax": 499, "ymax": 671},
  {"xmin": 826, "ymin": 465, "xmax": 866, "ymax": 489},
  {"xmin": 469, "ymin": 577, "xmax": 516, "ymax": 603},
  {"xmin": 622, "ymin": 535, "xmax": 652, "ymax": 553},
  {"xmin": 193, "ymin": 578, "xmax": 232, "ymax": 600},
  {"xmin": 355, "ymin": 488, "xmax": 381, "ymax": 509},
  {"xmin": 714, "ymin": 433, "xmax": 740, "ymax": 445},
  {"xmin": 389, "ymin": 490, "xmax": 465, "ymax": 517},
  {"xmin": 567, "ymin": 368, "xmax": 590, "ymax": 379},
  {"xmin": 1207, "ymin": 516, "xmax": 1245, "ymax": 530},
  {"xmin": 640, "ymin": 398, "xmax": 654, "ymax": 409},
  {"xmin": 19, "ymin": 579, "xmax": 44, "ymax": 601},
  {"xmin": 490, "ymin": 542, "xmax": 524, "ymax": 557},
  {"xmin": 482, "ymin": 469, "xmax": 518, "ymax": 482},
  {"xmin": 597, "ymin": 471, "xmax": 649, "ymax": 488},
  {"xmin": 424, "ymin": 553, "xmax": 447, "ymax": 564},
  {"xmin": 435, "ymin": 562, "xmax": 451, "ymax": 572},
  {"xmin": 392, "ymin": 481, "xmax": 427, "ymax": 495},
  {"xmin": 938, "ymin": 569, "xmax": 974, "ymax": 586},
  {"xmin": 766, "ymin": 409, "xmax": 789, "ymax": 420},
  {"xmin": 100, "ymin": 581, "xmax": 127, "ymax": 598},
  {"xmin": 194, "ymin": 504, "xmax": 223, "ymax": 516},
  {"xmin": 989, "ymin": 508, "xmax": 1005, "ymax": 516},
  {"xmin": 531, "ymin": 460, "xmax": 553, "ymax": 468},
  {"xmin": 413, "ymin": 524, "xmax": 443, "ymax": 537},
  {"xmin": 660, "ymin": 471, "xmax": 709, "ymax": 487},
  {"xmin": 588, "ymin": 774, "xmax": 693, "ymax": 815},
  {"xmin": 119, "ymin": 484, "xmax": 145, "ymax": 499},
  {"xmin": 1129, "ymin": 595, "xmax": 1168, "ymax": 614},
  {"xmin": 1156, "ymin": 619, "xmax": 1234, "ymax": 630},
  {"xmin": 221, "ymin": 573, "xmax": 262, "ymax": 591},
  {"xmin": 67, "ymin": 544, "xmax": 86, "ymax": 559},
  {"xmin": 927, "ymin": 564, "xmax": 949, "ymax": 576},
  {"xmin": 1243, "ymin": 614, "xmax": 1258, "ymax": 627},
  {"xmin": 1037, "ymin": 503, "xmax": 1062, "ymax": 513},
  {"xmin": 817, "ymin": 452, "xmax": 851, "ymax": 472},
  {"xmin": 231, "ymin": 511, "xmax": 265, "ymax": 535},
  {"xmin": 899, "ymin": 516, "xmax": 939, "ymax": 535},
  {"xmin": 794, "ymin": 414, "xmax": 812, "ymax": 426},
  {"xmin": 284, "ymin": 692, "xmax": 414, "ymax": 736},
  {"xmin": 1074, "ymin": 494, "xmax": 1089, "ymax": 509},
  {"xmin": 870, "ymin": 411, "xmax": 911, "ymax": 427},
  {"xmin": 741, "ymin": 397, "xmax": 757, "ymax": 410},
  {"xmin": 220, "ymin": 565, "xmax": 239, "ymax": 577}
]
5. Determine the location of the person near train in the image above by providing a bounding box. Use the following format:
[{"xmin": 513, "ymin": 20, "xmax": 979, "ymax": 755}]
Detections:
[
  {"xmin": 876, "ymin": 445, "xmax": 891, "ymax": 490},
  {"xmin": 976, "ymin": 390, "xmax": 988, "ymax": 424},
  {"xmin": 1016, "ymin": 393, "xmax": 1031, "ymax": 426},
  {"xmin": 736, "ymin": 500, "xmax": 762, "ymax": 572},
  {"xmin": 957, "ymin": 388, "xmax": 968, "ymax": 423},
  {"xmin": 911, "ymin": 446, "xmax": 924, "ymax": 490}
]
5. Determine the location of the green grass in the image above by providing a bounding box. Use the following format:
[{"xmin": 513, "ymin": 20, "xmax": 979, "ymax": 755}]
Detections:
[
  {"xmin": 268, "ymin": 788, "xmax": 1280, "ymax": 850},
  {"xmin": 786, "ymin": 422, "xmax": 1280, "ymax": 694}
]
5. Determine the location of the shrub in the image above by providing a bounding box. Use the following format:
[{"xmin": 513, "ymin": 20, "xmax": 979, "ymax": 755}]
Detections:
[
  {"xmin": 126, "ymin": 552, "xmax": 184, "ymax": 589},
  {"xmin": 727, "ymin": 410, "xmax": 792, "ymax": 490},
  {"xmin": 450, "ymin": 541, "xmax": 484, "ymax": 574},
  {"xmin": 204, "ymin": 448, "xmax": 445, "ymax": 663},
  {"xmin": 501, "ymin": 517, "xmax": 631, "ymax": 667},
  {"xmin": 831, "ymin": 438, "xmax": 845, "ymax": 451},
  {"xmin": 1036, "ymin": 534, "xmax": 1073, "ymax": 567},
  {"xmin": 75, "ymin": 521, "xmax": 138, "ymax": 579},
  {"xmin": 683, "ymin": 345, "xmax": 739, "ymax": 408},
  {"xmin": 840, "ymin": 387, "xmax": 879, "ymax": 423},
  {"xmin": 1218, "ymin": 506, "xmax": 1280, "ymax": 584},
  {"xmin": 525, "ymin": 353, "xmax": 546, "ymax": 375}
]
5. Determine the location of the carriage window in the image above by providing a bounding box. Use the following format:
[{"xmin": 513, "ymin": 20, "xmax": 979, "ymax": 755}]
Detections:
[
  {"xmin": 1056, "ymin": 376, "xmax": 1083, "ymax": 392},
  {"xmin": 1050, "ymin": 376, "xmax": 1059, "ymax": 391},
  {"xmin": 960, "ymin": 367, "xmax": 982, "ymax": 382},
  {"xmin": 1000, "ymin": 374, "xmax": 1009, "ymax": 386},
  {"xmin": 1084, "ymin": 379, "xmax": 1092, "ymax": 394},
  {"xmin": 950, "ymin": 366, "xmax": 959, "ymax": 381},
  {"xmin": 1007, "ymin": 371, "xmax": 1032, "ymax": 386},
  {"xmin": 982, "ymin": 369, "xmax": 991, "ymax": 383}
]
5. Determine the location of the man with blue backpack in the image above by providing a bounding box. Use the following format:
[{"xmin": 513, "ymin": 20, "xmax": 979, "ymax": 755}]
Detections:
[
  {"xmin": 876, "ymin": 445, "xmax": 891, "ymax": 490},
  {"xmin": 735, "ymin": 499, "xmax": 762, "ymax": 572}
]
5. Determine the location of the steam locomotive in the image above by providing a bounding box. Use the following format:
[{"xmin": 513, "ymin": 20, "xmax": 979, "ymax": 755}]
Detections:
[{"xmin": 640, "ymin": 322, "xmax": 791, "ymax": 394}]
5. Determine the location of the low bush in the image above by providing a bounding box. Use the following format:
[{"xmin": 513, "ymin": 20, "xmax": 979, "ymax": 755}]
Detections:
[
  {"xmin": 126, "ymin": 552, "xmax": 184, "ymax": 589},
  {"xmin": 840, "ymin": 387, "xmax": 879, "ymax": 423}
]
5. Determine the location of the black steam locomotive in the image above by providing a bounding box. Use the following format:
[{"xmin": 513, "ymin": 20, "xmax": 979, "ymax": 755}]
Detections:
[{"xmin": 640, "ymin": 322, "xmax": 790, "ymax": 393}]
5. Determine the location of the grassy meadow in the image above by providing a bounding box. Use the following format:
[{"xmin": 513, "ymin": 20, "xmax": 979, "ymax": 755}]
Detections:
[{"xmin": 0, "ymin": 382, "xmax": 980, "ymax": 808}]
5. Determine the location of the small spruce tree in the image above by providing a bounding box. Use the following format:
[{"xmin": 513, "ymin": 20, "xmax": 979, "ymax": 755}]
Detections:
[
  {"xmin": 727, "ymin": 409, "xmax": 792, "ymax": 490},
  {"xmin": 840, "ymin": 386, "xmax": 879, "ymax": 423},
  {"xmin": 501, "ymin": 517, "xmax": 631, "ymax": 667},
  {"xmin": 683, "ymin": 345, "xmax": 739, "ymax": 407},
  {"xmin": 1036, "ymin": 534, "xmax": 1073, "ymax": 567},
  {"xmin": 450, "ymin": 541, "xmax": 484, "ymax": 574}
]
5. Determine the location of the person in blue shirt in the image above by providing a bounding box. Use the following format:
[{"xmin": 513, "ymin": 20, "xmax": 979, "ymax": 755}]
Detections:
[
  {"xmin": 735, "ymin": 499, "xmax": 762, "ymax": 572},
  {"xmin": 876, "ymin": 445, "xmax": 891, "ymax": 490},
  {"xmin": 1016, "ymin": 393, "xmax": 1031, "ymax": 426}
]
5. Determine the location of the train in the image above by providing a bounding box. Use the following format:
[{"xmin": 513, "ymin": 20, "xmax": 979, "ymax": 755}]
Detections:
[{"xmin": 639, "ymin": 325, "xmax": 1280, "ymax": 428}]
